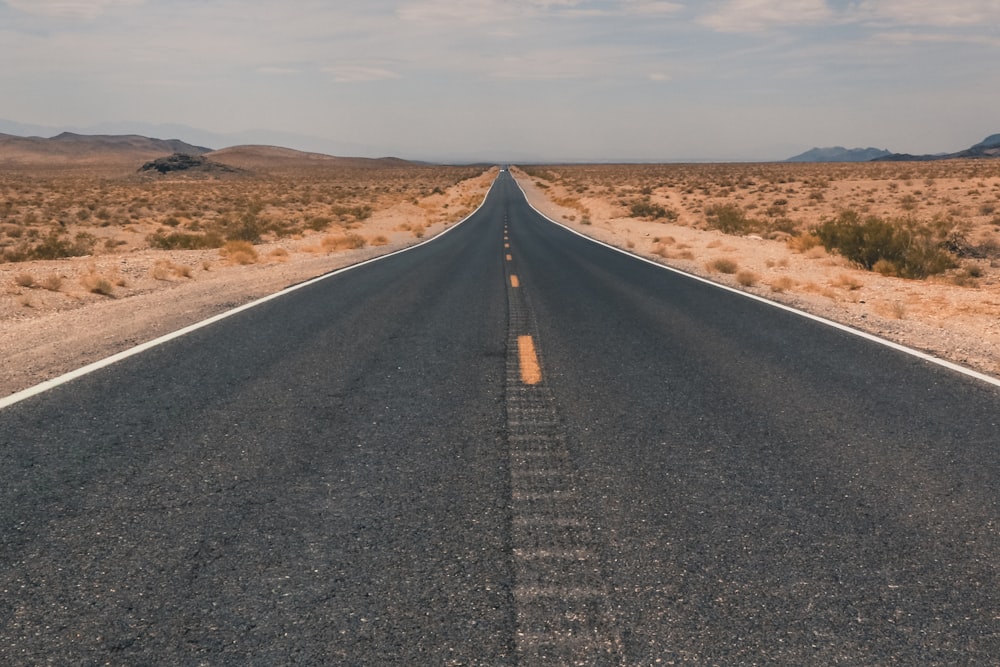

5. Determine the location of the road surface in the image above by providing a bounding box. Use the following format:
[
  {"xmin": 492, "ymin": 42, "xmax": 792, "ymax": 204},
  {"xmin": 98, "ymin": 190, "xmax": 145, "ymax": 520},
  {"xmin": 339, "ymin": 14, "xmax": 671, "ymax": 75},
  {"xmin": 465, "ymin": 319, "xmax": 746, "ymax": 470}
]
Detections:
[{"xmin": 2, "ymin": 170, "xmax": 999, "ymax": 664}]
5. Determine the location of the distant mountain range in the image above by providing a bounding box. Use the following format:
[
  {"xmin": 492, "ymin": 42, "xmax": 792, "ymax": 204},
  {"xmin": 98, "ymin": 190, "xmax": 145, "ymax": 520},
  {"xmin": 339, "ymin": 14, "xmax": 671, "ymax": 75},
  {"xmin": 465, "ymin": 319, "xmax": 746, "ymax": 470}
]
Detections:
[
  {"xmin": 0, "ymin": 131, "xmax": 419, "ymax": 171},
  {"xmin": 785, "ymin": 146, "xmax": 892, "ymax": 162},
  {"xmin": 786, "ymin": 135, "xmax": 1000, "ymax": 163},
  {"xmin": 874, "ymin": 134, "xmax": 1000, "ymax": 162},
  {"xmin": 0, "ymin": 131, "xmax": 211, "ymax": 166}
]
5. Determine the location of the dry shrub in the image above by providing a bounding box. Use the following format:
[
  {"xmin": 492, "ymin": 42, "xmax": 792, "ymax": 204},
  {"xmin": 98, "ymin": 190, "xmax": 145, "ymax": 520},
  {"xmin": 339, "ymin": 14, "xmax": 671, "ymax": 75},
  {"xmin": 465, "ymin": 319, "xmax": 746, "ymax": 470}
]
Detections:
[
  {"xmin": 736, "ymin": 270, "xmax": 758, "ymax": 287},
  {"xmin": 268, "ymin": 247, "xmax": 290, "ymax": 262},
  {"xmin": 831, "ymin": 273, "xmax": 863, "ymax": 290},
  {"xmin": 770, "ymin": 276, "xmax": 796, "ymax": 293},
  {"xmin": 151, "ymin": 259, "xmax": 193, "ymax": 280},
  {"xmin": 80, "ymin": 269, "xmax": 115, "ymax": 296},
  {"xmin": 787, "ymin": 233, "xmax": 822, "ymax": 253},
  {"xmin": 321, "ymin": 234, "xmax": 366, "ymax": 251},
  {"xmin": 40, "ymin": 274, "xmax": 63, "ymax": 291},
  {"xmin": 370, "ymin": 235, "xmax": 390, "ymax": 246},
  {"xmin": 709, "ymin": 257, "xmax": 739, "ymax": 274},
  {"xmin": 15, "ymin": 273, "xmax": 34, "ymax": 288},
  {"xmin": 875, "ymin": 300, "xmax": 908, "ymax": 319},
  {"xmin": 221, "ymin": 240, "xmax": 259, "ymax": 265}
]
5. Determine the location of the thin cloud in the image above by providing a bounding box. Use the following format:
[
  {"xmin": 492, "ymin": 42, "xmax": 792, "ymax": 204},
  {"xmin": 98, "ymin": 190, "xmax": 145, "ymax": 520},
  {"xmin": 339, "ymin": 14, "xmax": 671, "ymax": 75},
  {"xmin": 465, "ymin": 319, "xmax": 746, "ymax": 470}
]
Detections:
[
  {"xmin": 700, "ymin": 0, "xmax": 834, "ymax": 32},
  {"xmin": 323, "ymin": 65, "xmax": 401, "ymax": 83},
  {"xmin": 859, "ymin": 0, "xmax": 1000, "ymax": 27},
  {"xmin": 5, "ymin": 0, "xmax": 140, "ymax": 19},
  {"xmin": 257, "ymin": 66, "xmax": 299, "ymax": 75}
]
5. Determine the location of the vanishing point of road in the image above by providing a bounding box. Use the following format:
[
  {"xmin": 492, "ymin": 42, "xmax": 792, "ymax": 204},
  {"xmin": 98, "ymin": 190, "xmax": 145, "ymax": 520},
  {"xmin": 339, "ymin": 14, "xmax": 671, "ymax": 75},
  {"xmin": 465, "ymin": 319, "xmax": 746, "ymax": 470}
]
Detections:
[{"xmin": 2, "ymin": 170, "xmax": 999, "ymax": 664}]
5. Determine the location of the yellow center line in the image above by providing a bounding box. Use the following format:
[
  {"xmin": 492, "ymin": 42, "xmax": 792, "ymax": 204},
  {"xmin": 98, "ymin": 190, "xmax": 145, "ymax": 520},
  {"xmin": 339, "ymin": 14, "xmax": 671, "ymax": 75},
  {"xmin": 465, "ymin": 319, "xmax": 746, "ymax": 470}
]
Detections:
[
  {"xmin": 505, "ymin": 242, "xmax": 510, "ymax": 248},
  {"xmin": 506, "ymin": 254, "xmax": 512, "ymax": 261},
  {"xmin": 510, "ymin": 275, "xmax": 520, "ymax": 288},
  {"xmin": 517, "ymin": 336, "xmax": 542, "ymax": 385}
]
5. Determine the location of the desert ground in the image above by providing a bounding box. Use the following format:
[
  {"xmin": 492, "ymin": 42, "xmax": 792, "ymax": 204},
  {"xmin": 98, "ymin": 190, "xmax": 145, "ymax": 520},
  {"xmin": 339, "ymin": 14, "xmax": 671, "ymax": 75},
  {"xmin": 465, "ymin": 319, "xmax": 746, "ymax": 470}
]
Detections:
[
  {"xmin": 3, "ymin": 156, "xmax": 1000, "ymax": 400},
  {"xmin": 0, "ymin": 156, "xmax": 496, "ymax": 397},
  {"xmin": 511, "ymin": 161, "xmax": 1000, "ymax": 382}
]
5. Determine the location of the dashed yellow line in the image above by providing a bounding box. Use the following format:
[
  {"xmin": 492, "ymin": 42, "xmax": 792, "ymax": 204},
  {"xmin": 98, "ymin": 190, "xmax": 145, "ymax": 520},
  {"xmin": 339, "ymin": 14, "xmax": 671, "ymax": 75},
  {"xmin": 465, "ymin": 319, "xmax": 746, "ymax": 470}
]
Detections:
[
  {"xmin": 506, "ymin": 254, "xmax": 512, "ymax": 261},
  {"xmin": 518, "ymin": 335, "xmax": 542, "ymax": 385},
  {"xmin": 510, "ymin": 275, "xmax": 520, "ymax": 288}
]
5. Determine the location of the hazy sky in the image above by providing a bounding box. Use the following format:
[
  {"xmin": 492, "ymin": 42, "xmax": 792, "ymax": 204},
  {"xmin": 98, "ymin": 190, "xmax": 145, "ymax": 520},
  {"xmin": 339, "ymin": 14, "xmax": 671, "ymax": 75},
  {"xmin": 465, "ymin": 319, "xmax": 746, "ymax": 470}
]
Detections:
[{"xmin": 2, "ymin": 0, "xmax": 999, "ymax": 161}]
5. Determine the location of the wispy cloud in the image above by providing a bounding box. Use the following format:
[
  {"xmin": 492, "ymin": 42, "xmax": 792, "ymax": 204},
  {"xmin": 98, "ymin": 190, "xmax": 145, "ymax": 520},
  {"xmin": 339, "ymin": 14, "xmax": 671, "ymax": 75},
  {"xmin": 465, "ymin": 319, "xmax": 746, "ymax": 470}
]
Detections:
[
  {"xmin": 257, "ymin": 66, "xmax": 299, "ymax": 75},
  {"xmin": 5, "ymin": 0, "xmax": 141, "ymax": 20},
  {"xmin": 323, "ymin": 64, "xmax": 401, "ymax": 83},
  {"xmin": 859, "ymin": 0, "xmax": 1000, "ymax": 27},
  {"xmin": 700, "ymin": 0, "xmax": 834, "ymax": 32}
]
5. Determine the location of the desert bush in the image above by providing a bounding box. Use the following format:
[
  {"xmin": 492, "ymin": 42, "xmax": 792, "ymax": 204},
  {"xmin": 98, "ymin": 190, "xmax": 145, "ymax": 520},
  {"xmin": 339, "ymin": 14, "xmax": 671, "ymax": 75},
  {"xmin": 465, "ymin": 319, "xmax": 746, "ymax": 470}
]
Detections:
[
  {"xmin": 321, "ymin": 233, "xmax": 366, "ymax": 251},
  {"xmin": 704, "ymin": 203, "xmax": 759, "ymax": 234},
  {"xmin": 40, "ymin": 274, "xmax": 63, "ymax": 291},
  {"xmin": 787, "ymin": 233, "xmax": 822, "ymax": 253},
  {"xmin": 629, "ymin": 199, "xmax": 677, "ymax": 221},
  {"xmin": 148, "ymin": 231, "xmax": 224, "ymax": 250},
  {"xmin": 709, "ymin": 257, "xmax": 739, "ymax": 274},
  {"xmin": 221, "ymin": 240, "xmax": 258, "ymax": 265},
  {"xmin": 770, "ymin": 276, "xmax": 796, "ymax": 293},
  {"xmin": 7, "ymin": 231, "xmax": 96, "ymax": 261},
  {"xmin": 813, "ymin": 210, "xmax": 956, "ymax": 279},
  {"xmin": 736, "ymin": 270, "xmax": 758, "ymax": 286},
  {"xmin": 80, "ymin": 270, "xmax": 114, "ymax": 296},
  {"xmin": 14, "ymin": 273, "xmax": 34, "ymax": 287}
]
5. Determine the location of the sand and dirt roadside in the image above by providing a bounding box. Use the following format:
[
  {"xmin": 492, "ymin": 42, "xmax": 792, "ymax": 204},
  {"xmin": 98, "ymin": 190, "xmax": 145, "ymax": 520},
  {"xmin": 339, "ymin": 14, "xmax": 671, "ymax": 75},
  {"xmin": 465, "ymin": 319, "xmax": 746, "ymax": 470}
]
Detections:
[
  {"xmin": 0, "ymin": 168, "xmax": 496, "ymax": 398},
  {"xmin": 510, "ymin": 165, "xmax": 1000, "ymax": 384}
]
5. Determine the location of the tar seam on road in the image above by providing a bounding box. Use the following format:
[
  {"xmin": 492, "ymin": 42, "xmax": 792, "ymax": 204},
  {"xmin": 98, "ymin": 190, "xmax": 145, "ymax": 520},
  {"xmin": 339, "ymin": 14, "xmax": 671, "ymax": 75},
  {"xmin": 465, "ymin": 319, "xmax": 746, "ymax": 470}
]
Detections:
[
  {"xmin": 510, "ymin": 175, "xmax": 1000, "ymax": 390},
  {"xmin": 502, "ymin": 223, "xmax": 626, "ymax": 665},
  {"xmin": 0, "ymin": 175, "xmax": 502, "ymax": 411}
]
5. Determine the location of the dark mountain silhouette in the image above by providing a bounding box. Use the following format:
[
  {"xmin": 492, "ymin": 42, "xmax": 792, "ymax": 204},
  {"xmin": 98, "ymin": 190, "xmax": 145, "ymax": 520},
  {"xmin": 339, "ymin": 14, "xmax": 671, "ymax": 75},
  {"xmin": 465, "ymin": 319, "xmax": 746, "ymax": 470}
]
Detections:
[
  {"xmin": 875, "ymin": 134, "xmax": 1000, "ymax": 161},
  {"xmin": 785, "ymin": 146, "xmax": 892, "ymax": 162},
  {"xmin": 0, "ymin": 131, "xmax": 211, "ymax": 166}
]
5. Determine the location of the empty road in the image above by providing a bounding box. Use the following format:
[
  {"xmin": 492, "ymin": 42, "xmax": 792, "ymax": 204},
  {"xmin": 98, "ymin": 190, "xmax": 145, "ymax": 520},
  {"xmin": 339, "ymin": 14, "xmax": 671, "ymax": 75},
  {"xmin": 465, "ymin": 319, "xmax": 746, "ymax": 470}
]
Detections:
[{"xmin": 2, "ymin": 170, "xmax": 999, "ymax": 664}]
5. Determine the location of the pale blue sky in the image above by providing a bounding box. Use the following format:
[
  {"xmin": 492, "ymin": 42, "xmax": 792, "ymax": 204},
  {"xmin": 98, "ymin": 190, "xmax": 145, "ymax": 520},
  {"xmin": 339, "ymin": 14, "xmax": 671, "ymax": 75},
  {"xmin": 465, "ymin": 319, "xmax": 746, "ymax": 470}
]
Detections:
[{"xmin": 2, "ymin": 0, "xmax": 999, "ymax": 161}]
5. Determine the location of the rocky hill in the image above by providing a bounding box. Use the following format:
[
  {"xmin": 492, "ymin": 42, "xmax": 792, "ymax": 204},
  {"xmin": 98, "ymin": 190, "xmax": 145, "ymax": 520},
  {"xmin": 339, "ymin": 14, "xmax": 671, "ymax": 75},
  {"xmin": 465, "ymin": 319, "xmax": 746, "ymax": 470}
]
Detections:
[
  {"xmin": 785, "ymin": 146, "xmax": 892, "ymax": 163},
  {"xmin": 0, "ymin": 132, "xmax": 211, "ymax": 167},
  {"xmin": 875, "ymin": 134, "xmax": 1000, "ymax": 161}
]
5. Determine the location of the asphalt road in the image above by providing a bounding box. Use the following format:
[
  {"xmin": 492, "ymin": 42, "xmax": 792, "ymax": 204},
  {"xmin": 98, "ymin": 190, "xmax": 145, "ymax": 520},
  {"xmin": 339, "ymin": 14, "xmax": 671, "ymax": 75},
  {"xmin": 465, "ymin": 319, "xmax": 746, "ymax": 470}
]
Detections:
[{"xmin": 2, "ymin": 170, "xmax": 1000, "ymax": 664}]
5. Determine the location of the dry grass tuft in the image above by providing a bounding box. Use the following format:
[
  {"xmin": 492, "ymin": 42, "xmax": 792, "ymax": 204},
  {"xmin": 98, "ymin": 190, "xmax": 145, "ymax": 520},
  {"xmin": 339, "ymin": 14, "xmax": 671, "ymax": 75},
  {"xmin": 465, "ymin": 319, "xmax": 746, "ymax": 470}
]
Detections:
[
  {"xmin": 151, "ymin": 259, "xmax": 194, "ymax": 280},
  {"xmin": 708, "ymin": 257, "xmax": 739, "ymax": 274},
  {"xmin": 40, "ymin": 274, "xmax": 63, "ymax": 291},
  {"xmin": 831, "ymin": 273, "xmax": 864, "ymax": 290},
  {"xmin": 769, "ymin": 276, "xmax": 797, "ymax": 293},
  {"xmin": 787, "ymin": 233, "xmax": 822, "ymax": 253},
  {"xmin": 80, "ymin": 269, "xmax": 115, "ymax": 296},
  {"xmin": 736, "ymin": 270, "xmax": 758, "ymax": 287},
  {"xmin": 268, "ymin": 247, "xmax": 290, "ymax": 262},
  {"xmin": 321, "ymin": 233, "xmax": 366, "ymax": 251},
  {"xmin": 14, "ymin": 273, "xmax": 34, "ymax": 288},
  {"xmin": 221, "ymin": 240, "xmax": 259, "ymax": 265}
]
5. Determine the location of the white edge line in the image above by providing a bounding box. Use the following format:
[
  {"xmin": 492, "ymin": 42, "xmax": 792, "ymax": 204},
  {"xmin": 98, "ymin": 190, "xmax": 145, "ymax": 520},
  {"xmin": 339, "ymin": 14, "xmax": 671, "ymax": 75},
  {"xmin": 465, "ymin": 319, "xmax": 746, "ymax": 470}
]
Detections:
[
  {"xmin": 510, "ymin": 173, "xmax": 1000, "ymax": 390},
  {"xmin": 0, "ymin": 172, "xmax": 502, "ymax": 411}
]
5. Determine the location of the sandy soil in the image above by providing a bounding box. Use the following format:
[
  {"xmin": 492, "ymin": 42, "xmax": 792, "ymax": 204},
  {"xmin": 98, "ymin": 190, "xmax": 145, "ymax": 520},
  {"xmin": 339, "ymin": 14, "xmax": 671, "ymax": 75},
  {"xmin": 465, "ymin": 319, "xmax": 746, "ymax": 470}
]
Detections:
[
  {"xmin": 0, "ymin": 168, "xmax": 497, "ymax": 398},
  {"xmin": 510, "ymin": 164, "xmax": 1000, "ymax": 383}
]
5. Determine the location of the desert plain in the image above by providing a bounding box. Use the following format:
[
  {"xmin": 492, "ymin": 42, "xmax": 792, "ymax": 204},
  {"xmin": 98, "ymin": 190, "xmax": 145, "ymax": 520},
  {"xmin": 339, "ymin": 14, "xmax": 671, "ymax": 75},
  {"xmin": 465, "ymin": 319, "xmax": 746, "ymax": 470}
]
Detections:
[{"xmin": 3, "ymin": 152, "xmax": 1000, "ymax": 399}]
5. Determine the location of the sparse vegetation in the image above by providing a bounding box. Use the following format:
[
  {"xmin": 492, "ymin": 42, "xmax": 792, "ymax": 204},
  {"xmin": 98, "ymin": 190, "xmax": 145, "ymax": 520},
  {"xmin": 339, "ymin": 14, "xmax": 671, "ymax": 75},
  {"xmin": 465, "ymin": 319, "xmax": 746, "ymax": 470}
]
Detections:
[{"xmin": 813, "ymin": 210, "xmax": 956, "ymax": 279}]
